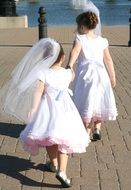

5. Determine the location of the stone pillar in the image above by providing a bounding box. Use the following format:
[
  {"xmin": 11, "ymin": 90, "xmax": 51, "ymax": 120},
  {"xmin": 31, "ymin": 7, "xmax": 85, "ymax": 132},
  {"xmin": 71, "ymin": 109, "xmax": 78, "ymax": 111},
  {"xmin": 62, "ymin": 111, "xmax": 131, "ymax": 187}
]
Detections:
[
  {"xmin": 0, "ymin": 0, "xmax": 28, "ymax": 28},
  {"xmin": 0, "ymin": 0, "xmax": 17, "ymax": 16}
]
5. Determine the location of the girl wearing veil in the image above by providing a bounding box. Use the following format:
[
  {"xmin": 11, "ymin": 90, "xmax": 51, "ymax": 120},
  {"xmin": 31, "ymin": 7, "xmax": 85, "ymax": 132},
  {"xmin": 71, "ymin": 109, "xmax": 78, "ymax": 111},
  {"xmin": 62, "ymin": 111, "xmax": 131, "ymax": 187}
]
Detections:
[
  {"xmin": 0, "ymin": 38, "xmax": 90, "ymax": 188},
  {"xmin": 67, "ymin": 1, "xmax": 117, "ymax": 140}
]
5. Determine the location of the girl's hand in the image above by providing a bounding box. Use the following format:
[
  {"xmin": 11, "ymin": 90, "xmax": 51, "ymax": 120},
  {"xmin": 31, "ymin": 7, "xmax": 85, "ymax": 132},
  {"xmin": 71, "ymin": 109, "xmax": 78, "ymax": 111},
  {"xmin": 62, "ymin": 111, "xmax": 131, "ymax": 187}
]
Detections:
[
  {"xmin": 66, "ymin": 65, "xmax": 72, "ymax": 70},
  {"xmin": 28, "ymin": 109, "xmax": 36, "ymax": 119},
  {"xmin": 110, "ymin": 76, "xmax": 116, "ymax": 88}
]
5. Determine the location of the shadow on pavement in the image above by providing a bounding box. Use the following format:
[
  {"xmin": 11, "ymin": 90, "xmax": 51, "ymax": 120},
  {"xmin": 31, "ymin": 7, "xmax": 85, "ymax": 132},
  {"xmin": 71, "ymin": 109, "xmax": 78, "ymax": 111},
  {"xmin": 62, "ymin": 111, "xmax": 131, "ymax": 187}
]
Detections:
[
  {"xmin": 0, "ymin": 155, "xmax": 62, "ymax": 188},
  {"xmin": 0, "ymin": 122, "xmax": 25, "ymax": 138}
]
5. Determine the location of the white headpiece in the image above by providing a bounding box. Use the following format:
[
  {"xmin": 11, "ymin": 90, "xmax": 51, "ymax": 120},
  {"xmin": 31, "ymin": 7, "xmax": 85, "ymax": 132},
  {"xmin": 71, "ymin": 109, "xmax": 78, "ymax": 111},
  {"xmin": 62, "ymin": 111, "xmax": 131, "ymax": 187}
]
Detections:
[
  {"xmin": 0, "ymin": 38, "xmax": 60, "ymax": 123},
  {"xmin": 71, "ymin": 0, "xmax": 101, "ymax": 35}
]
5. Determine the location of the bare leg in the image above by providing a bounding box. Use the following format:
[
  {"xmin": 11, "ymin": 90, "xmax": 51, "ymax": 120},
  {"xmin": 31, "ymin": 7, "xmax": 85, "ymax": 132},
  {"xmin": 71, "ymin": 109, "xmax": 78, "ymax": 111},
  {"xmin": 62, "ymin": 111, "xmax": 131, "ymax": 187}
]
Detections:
[
  {"xmin": 56, "ymin": 151, "xmax": 71, "ymax": 187},
  {"xmin": 46, "ymin": 145, "xmax": 58, "ymax": 167},
  {"xmin": 58, "ymin": 151, "xmax": 68, "ymax": 174},
  {"xmin": 83, "ymin": 121, "xmax": 92, "ymax": 136},
  {"xmin": 94, "ymin": 121, "xmax": 101, "ymax": 130}
]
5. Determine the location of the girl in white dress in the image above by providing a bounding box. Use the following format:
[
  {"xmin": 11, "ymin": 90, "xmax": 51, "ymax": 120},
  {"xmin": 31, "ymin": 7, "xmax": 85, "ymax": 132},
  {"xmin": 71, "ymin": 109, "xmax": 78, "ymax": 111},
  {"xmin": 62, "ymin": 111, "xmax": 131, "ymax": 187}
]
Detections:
[
  {"xmin": 67, "ymin": 11, "xmax": 118, "ymax": 140},
  {"xmin": 1, "ymin": 38, "xmax": 90, "ymax": 188}
]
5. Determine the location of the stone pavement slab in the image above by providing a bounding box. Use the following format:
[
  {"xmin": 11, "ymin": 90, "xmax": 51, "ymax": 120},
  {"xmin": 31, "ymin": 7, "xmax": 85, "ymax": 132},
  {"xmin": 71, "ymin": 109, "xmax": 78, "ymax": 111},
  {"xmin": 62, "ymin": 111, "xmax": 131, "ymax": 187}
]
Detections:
[{"xmin": 0, "ymin": 26, "xmax": 131, "ymax": 190}]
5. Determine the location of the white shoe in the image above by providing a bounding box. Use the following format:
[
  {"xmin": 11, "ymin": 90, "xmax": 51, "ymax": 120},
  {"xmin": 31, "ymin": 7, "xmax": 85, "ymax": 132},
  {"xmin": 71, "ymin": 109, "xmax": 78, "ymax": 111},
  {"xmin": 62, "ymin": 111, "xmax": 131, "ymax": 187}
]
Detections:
[
  {"xmin": 56, "ymin": 170, "xmax": 71, "ymax": 188},
  {"xmin": 93, "ymin": 128, "xmax": 101, "ymax": 140}
]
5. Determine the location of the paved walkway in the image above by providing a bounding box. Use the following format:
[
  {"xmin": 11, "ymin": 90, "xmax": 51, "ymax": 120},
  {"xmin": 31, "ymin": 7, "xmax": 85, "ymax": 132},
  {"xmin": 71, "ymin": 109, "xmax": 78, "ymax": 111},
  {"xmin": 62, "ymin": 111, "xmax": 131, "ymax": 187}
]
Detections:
[{"xmin": 0, "ymin": 26, "xmax": 131, "ymax": 190}]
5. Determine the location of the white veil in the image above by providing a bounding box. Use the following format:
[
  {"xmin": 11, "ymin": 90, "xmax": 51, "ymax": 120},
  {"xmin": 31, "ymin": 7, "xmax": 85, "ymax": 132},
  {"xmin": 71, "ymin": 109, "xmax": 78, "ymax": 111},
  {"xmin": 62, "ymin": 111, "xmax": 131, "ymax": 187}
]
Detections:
[
  {"xmin": 0, "ymin": 38, "xmax": 60, "ymax": 123},
  {"xmin": 71, "ymin": 0, "xmax": 101, "ymax": 35}
]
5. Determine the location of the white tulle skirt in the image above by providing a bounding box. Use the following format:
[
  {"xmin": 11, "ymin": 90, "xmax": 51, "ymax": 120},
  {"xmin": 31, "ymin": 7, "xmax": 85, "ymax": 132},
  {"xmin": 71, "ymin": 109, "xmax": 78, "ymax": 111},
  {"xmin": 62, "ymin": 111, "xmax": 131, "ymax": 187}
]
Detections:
[
  {"xmin": 72, "ymin": 61, "xmax": 118, "ymax": 123},
  {"xmin": 19, "ymin": 91, "xmax": 90, "ymax": 155}
]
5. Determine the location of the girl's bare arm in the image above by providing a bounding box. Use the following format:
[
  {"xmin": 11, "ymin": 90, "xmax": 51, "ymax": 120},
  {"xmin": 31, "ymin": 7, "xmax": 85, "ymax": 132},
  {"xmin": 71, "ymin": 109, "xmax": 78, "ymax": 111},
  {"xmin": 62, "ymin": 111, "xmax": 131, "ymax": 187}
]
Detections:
[
  {"xmin": 28, "ymin": 80, "xmax": 44, "ymax": 118},
  {"xmin": 68, "ymin": 40, "xmax": 82, "ymax": 68},
  {"xmin": 103, "ymin": 48, "xmax": 116, "ymax": 88}
]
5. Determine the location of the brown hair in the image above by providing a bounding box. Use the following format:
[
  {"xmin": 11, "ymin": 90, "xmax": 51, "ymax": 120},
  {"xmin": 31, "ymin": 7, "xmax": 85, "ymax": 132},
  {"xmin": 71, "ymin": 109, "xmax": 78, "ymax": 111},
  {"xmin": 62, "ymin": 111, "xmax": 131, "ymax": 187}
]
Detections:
[
  {"xmin": 76, "ymin": 11, "xmax": 98, "ymax": 30},
  {"xmin": 54, "ymin": 43, "xmax": 65, "ymax": 63}
]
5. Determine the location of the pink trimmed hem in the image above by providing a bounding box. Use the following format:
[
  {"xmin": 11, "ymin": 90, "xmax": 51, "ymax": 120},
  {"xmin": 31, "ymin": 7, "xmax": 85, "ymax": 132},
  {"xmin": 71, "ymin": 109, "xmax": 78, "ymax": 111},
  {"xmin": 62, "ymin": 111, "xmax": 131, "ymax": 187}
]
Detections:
[
  {"xmin": 20, "ymin": 136, "xmax": 90, "ymax": 155},
  {"xmin": 81, "ymin": 113, "xmax": 118, "ymax": 123}
]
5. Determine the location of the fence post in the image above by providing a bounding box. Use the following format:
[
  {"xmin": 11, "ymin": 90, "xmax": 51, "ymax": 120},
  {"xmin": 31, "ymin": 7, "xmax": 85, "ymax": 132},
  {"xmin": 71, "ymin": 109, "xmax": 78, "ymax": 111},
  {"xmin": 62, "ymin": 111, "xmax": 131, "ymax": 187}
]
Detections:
[
  {"xmin": 128, "ymin": 8, "xmax": 131, "ymax": 47},
  {"xmin": 38, "ymin": 6, "xmax": 47, "ymax": 40},
  {"xmin": 0, "ymin": 0, "xmax": 17, "ymax": 16}
]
